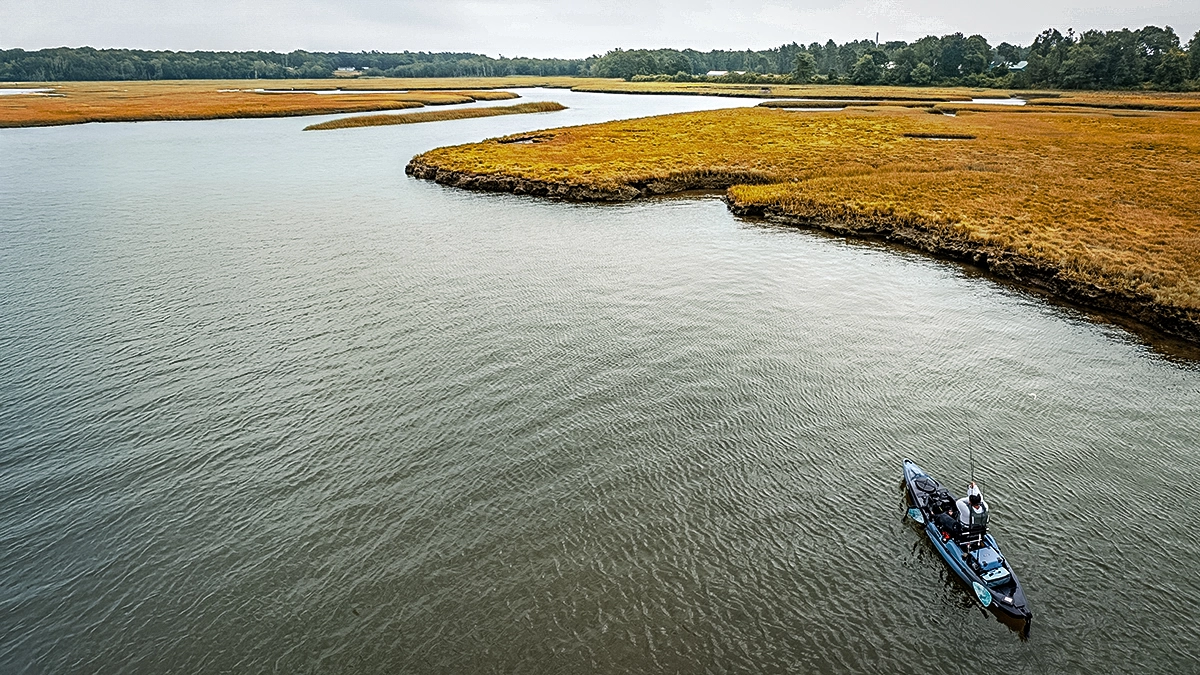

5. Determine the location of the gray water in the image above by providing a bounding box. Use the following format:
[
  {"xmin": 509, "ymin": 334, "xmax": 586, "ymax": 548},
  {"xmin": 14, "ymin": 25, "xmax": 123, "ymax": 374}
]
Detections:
[
  {"xmin": 1, "ymin": 89, "xmax": 1198, "ymax": 674},
  {"xmin": 0, "ymin": 88, "xmax": 53, "ymax": 96}
]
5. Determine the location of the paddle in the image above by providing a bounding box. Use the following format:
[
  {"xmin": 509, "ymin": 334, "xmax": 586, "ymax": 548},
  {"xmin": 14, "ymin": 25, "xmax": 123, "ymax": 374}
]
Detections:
[{"xmin": 972, "ymin": 581, "xmax": 993, "ymax": 608}]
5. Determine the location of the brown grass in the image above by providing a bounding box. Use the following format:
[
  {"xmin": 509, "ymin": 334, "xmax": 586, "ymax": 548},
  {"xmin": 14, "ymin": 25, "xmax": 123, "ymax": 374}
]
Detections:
[
  {"xmin": 1024, "ymin": 90, "xmax": 1200, "ymax": 112},
  {"xmin": 12, "ymin": 78, "xmax": 1198, "ymax": 128},
  {"xmin": 0, "ymin": 80, "xmax": 521, "ymax": 128},
  {"xmin": 437, "ymin": 90, "xmax": 522, "ymax": 101},
  {"xmin": 304, "ymin": 101, "xmax": 566, "ymax": 130},
  {"xmin": 411, "ymin": 105, "xmax": 1200, "ymax": 312},
  {"xmin": 763, "ymin": 99, "xmax": 937, "ymax": 109},
  {"xmin": 19, "ymin": 77, "xmax": 1184, "ymax": 128}
]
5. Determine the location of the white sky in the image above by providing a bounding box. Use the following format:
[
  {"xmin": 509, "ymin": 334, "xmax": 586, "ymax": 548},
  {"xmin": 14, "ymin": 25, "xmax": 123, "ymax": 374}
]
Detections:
[{"xmin": 2, "ymin": 0, "xmax": 1197, "ymax": 57}]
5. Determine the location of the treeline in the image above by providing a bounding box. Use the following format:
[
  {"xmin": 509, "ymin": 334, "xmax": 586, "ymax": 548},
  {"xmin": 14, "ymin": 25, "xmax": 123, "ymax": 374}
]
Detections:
[
  {"xmin": 590, "ymin": 26, "xmax": 1200, "ymax": 90},
  {"xmin": 0, "ymin": 47, "xmax": 583, "ymax": 81},
  {"xmin": 3, "ymin": 26, "xmax": 1199, "ymax": 89}
]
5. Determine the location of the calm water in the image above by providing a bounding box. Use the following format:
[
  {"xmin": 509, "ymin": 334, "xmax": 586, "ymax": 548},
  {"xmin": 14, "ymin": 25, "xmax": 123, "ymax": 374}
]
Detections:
[{"xmin": 2, "ymin": 89, "xmax": 1198, "ymax": 674}]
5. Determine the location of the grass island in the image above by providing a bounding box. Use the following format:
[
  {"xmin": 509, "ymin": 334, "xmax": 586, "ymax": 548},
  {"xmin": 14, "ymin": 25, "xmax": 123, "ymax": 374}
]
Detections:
[
  {"xmin": 407, "ymin": 99, "xmax": 1200, "ymax": 344},
  {"xmin": 304, "ymin": 101, "xmax": 566, "ymax": 131},
  {"xmin": 0, "ymin": 79, "xmax": 524, "ymax": 128}
]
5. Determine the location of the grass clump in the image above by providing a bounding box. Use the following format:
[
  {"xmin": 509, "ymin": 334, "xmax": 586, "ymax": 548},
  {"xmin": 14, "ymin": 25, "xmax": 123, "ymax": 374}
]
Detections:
[{"xmin": 304, "ymin": 101, "xmax": 566, "ymax": 131}]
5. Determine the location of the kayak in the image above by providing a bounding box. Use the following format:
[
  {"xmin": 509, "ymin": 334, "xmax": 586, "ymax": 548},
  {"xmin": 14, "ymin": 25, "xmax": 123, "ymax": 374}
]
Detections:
[{"xmin": 903, "ymin": 459, "xmax": 1033, "ymax": 630}]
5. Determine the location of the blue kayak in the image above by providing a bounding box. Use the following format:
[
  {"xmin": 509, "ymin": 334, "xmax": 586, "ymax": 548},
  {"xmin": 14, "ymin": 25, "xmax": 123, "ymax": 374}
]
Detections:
[{"xmin": 903, "ymin": 459, "xmax": 1032, "ymax": 629}]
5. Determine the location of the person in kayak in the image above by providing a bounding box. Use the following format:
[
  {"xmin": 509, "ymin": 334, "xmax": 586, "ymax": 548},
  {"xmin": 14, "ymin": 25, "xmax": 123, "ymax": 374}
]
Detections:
[{"xmin": 956, "ymin": 482, "xmax": 989, "ymax": 530}]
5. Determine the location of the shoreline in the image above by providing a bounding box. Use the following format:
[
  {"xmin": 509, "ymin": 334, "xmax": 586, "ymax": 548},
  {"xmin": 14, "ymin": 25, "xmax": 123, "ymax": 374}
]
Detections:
[
  {"xmin": 404, "ymin": 160, "xmax": 1200, "ymax": 346},
  {"xmin": 2, "ymin": 102, "xmax": 426, "ymax": 128},
  {"xmin": 305, "ymin": 101, "xmax": 566, "ymax": 131},
  {"xmin": 405, "ymin": 158, "xmax": 772, "ymax": 201},
  {"xmin": 727, "ymin": 202, "xmax": 1200, "ymax": 346},
  {"xmin": 6, "ymin": 79, "xmax": 1200, "ymax": 129},
  {"xmin": 0, "ymin": 81, "xmax": 520, "ymax": 129}
]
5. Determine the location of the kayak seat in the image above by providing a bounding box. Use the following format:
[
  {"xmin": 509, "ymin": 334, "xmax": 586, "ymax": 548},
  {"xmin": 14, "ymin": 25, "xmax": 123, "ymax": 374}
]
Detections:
[
  {"xmin": 956, "ymin": 523, "xmax": 988, "ymax": 549},
  {"xmin": 914, "ymin": 476, "xmax": 939, "ymax": 493}
]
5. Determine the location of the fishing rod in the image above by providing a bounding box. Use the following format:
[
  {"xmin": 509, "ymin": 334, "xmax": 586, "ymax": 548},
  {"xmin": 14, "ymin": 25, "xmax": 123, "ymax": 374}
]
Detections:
[{"xmin": 969, "ymin": 426, "xmax": 974, "ymax": 484}]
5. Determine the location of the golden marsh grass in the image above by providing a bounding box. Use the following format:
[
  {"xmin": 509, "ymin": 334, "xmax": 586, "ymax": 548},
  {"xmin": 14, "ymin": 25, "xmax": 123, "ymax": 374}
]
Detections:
[
  {"xmin": 1024, "ymin": 91, "xmax": 1200, "ymax": 112},
  {"xmin": 304, "ymin": 101, "xmax": 566, "ymax": 130},
  {"xmin": 9, "ymin": 78, "xmax": 1200, "ymax": 128},
  {"xmin": 412, "ymin": 105, "xmax": 1200, "ymax": 313},
  {"xmin": 0, "ymin": 80, "xmax": 521, "ymax": 127},
  {"xmin": 763, "ymin": 99, "xmax": 937, "ymax": 109}
]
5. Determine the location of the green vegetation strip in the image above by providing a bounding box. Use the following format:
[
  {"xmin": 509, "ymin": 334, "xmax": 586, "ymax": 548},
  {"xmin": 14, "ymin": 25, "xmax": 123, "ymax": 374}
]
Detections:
[{"xmin": 304, "ymin": 101, "xmax": 566, "ymax": 130}]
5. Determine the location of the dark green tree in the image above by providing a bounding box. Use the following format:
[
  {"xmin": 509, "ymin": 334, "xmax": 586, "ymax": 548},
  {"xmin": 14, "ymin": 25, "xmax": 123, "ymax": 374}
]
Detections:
[
  {"xmin": 793, "ymin": 52, "xmax": 817, "ymax": 83},
  {"xmin": 1, "ymin": 29, "xmax": 1193, "ymax": 89},
  {"xmin": 1137, "ymin": 25, "xmax": 1180, "ymax": 74},
  {"xmin": 961, "ymin": 34, "xmax": 992, "ymax": 74},
  {"xmin": 1027, "ymin": 28, "xmax": 1071, "ymax": 85},
  {"xmin": 1189, "ymin": 30, "xmax": 1200, "ymax": 78},
  {"xmin": 1085, "ymin": 29, "xmax": 1143, "ymax": 87},
  {"xmin": 819, "ymin": 40, "xmax": 839, "ymax": 76},
  {"xmin": 910, "ymin": 61, "xmax": 934, "ymax": 85},
  {"xmin": 1155, "ymin": 48, "xmax": 1191, "ymax": 87},
  {"xmin": 1060, "ymin": 43, "xmax": 1099, "ymax": 88},
  {"xmin": 996, "ymin": 42, "xmax": 1023, "ymax": 65},
  {"xmin": 937, "ymin": 33, "xmax": 967, "ymax": 77},
  {"xmin": 836, "ymin": 43, "xmax": 859, "ymax": 77},
  {"xmin": 662, "ymin": 52, "xmax": 693, "ymax": 75},
  {"xmin": 850, "ymin": 53, "xmax": 880, "ymax": 84},
  {"xmin": 889, "ymin": 47, "xmax": 919, "ymax": 84}
]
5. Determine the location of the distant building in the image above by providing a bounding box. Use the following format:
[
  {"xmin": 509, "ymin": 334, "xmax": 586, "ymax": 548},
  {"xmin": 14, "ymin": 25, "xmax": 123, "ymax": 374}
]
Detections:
[
  {"xmin": 706, "ymin": 70, "xmax": 747, "ymax": 77},
  {"xmin": 1008, "ymin": 61, "xmax": 1028, "ymax": 72}
]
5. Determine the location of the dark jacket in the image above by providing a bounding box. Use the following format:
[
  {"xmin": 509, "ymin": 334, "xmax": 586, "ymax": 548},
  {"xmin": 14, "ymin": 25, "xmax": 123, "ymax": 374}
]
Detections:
[{"xmin": 933, "ymin": 511, "xmax": 961, "ymax": 537}]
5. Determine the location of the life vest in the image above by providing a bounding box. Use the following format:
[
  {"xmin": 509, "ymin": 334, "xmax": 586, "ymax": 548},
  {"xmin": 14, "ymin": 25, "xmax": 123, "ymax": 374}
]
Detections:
[{"xmin": 967, "ymin": 502, "xmax": 988, "ymax": 528}]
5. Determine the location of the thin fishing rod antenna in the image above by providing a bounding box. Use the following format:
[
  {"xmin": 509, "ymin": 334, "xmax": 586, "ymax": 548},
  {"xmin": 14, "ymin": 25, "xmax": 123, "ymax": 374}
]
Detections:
[{"xmin": 969, "ymin": 426, "xmax": 975, "ymax": 484}]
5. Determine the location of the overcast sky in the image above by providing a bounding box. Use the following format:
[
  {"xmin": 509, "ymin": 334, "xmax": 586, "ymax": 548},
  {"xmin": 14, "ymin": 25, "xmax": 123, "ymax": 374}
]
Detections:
[{"xmin": 2, "ymin": 0, "xmax": 1198, "ymax": 56}]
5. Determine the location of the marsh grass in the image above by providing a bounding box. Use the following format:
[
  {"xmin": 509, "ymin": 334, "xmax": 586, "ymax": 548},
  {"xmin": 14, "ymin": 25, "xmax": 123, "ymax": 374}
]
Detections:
[
  {"xmin": 1025, "ymin": 91, "xmax": 1200, "ymax": 112},
  {"xmin": 0, "ymin": 80, "xmax": 523, "ymax": 127},
  {"xmin": 10, "ymin": 78, "xmax": 1200, "ymax": 127},
  {"xmin": 412, "ymin": 105, "xmax": 1200, "ymax": 312},
  {"xmin": 763, "ymin": 99, "xmax": 937, "ymax": 109},
  {"xmin": 304, "ymin": 101, "xmax": 566, "ymax": 130}
]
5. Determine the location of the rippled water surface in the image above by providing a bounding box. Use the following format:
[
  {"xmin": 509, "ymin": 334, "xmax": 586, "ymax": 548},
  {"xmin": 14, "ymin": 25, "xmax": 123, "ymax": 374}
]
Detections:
[{"xmin": 2, "ymin": 89, "xmax": 1199, "ymax": 674}]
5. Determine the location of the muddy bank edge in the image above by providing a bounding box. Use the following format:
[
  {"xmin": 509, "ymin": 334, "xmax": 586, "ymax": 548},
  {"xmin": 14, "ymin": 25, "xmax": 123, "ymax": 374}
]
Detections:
[{"xmin": 405, "ymin": 159, "xmax": 1200, "ymax": 346}]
